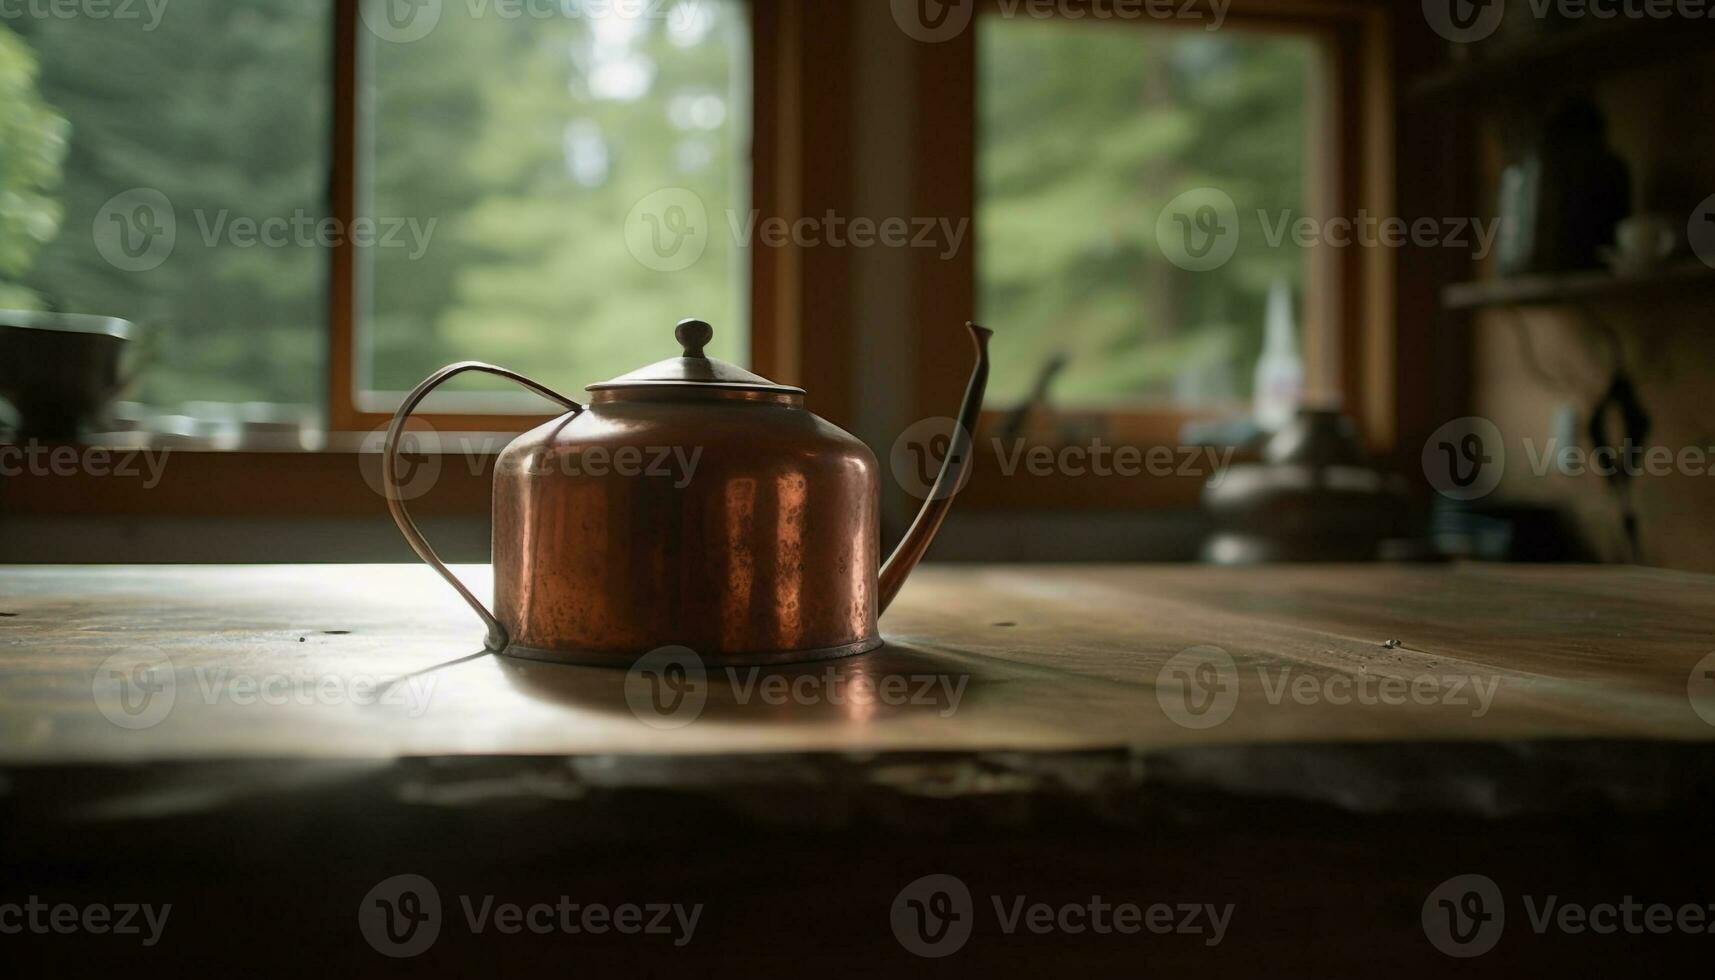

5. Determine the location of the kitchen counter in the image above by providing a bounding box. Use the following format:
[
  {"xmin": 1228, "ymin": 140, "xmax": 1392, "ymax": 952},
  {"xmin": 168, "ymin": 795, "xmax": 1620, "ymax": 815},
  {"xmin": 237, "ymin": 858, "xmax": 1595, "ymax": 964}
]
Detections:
[{"xmin": 2, "ymin": 562, "xmax": 1712, "ymax": 974}]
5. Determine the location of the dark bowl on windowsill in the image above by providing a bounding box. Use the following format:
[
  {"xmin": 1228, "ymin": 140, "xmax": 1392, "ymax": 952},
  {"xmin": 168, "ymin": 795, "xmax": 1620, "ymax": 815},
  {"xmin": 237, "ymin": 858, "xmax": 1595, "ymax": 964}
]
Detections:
[{"xmin": 0, "ymin": 311, "xmax": 135, "ymax": 443}]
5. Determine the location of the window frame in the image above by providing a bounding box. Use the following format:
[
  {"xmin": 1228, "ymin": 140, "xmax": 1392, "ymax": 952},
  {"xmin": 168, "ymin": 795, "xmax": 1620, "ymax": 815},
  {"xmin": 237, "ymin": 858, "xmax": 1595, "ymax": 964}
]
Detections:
[
  {"xmin": 907, "ymin": 0, "xmax": 1397, "ymax": 511},
  {"xmin": 326, "ymin": 0, "xmax": 769, "ymax": 434},
  {"xmin": 2, "ymin": 0, "xmax": 1403, "ymax": 523}
]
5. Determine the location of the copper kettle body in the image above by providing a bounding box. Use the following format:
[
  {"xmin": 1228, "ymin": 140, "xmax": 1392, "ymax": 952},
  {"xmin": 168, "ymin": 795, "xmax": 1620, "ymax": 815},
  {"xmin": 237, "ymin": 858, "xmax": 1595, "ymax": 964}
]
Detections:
[{"xmin": 384, "ymin": 319, "xmax": 991, "ymax": 666}]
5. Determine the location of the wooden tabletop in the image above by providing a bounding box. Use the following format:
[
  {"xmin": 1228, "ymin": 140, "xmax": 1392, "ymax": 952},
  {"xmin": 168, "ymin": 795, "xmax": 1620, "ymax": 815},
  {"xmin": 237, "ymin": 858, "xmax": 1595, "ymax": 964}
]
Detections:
[{"xmin": 2, "ymin": 562, "xmax": 1713, "ymax": 821}]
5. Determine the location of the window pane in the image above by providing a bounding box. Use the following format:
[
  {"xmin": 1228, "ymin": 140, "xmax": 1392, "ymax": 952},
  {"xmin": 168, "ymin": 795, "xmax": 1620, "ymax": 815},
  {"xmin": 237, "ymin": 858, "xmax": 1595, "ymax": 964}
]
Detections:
[
  {"xmin": 978, "ymin": 19, "xmax": 1317, "ymax": 412},
  {"xmin": 5, "ymin": 2, "xmax": 330, "ymax": 418},
  {"xmin": 360, "ymin": 0, "xmax": 749, "ymax": 406}
]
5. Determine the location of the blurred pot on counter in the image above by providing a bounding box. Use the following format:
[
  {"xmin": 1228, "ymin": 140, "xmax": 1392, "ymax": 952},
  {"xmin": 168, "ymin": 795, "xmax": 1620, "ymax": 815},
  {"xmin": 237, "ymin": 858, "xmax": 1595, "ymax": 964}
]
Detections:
[
  {"xmin": 0, "ymin": 311, "xmax": 135, "ymax": 442},
  {"xmin": 1202, "ymin": 409, "xmax": 1418, "ymax": 563}
]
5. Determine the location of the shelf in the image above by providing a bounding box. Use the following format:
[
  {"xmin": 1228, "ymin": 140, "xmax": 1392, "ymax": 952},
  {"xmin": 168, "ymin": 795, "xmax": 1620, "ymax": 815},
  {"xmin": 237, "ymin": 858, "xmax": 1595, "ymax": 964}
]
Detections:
[
  {"xmin": 1407, "ymin": 17, "xmax": 1708, "ymax": 104},
  {"xmin": 1442, "ymin": 263, "xmax": 1715, "ymax": 310}
]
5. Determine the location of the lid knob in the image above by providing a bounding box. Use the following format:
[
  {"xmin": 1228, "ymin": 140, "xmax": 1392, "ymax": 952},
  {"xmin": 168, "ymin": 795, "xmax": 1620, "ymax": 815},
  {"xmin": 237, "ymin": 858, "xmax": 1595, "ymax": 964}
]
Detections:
[{"xmin": 676, "ymin": 318, "xmax": 714, "ymax": 358}]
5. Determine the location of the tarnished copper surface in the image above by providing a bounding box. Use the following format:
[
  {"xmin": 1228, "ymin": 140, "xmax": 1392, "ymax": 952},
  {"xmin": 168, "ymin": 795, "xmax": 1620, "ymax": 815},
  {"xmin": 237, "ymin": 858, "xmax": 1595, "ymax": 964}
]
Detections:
[
  {"xmin": 385, "ymin": 319, "xmax": 990, "ymax": 666},
  {"xmin": 493, "ymin": 388, "xmax": 883, "ymax": 663}
]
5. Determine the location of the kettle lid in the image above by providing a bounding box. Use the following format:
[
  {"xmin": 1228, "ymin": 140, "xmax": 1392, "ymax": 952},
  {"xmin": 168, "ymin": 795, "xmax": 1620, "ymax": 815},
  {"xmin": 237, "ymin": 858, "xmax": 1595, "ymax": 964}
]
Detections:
[{"xmin": 586, "ymin": 319, "xmax": 805, "ymax": 394}]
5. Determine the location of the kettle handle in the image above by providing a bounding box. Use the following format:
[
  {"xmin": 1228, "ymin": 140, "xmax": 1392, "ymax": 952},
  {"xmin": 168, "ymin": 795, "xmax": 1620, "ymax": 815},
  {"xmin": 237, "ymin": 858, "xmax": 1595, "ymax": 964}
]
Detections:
[{"xmin": 383, "ymin": 361, "xmax": 585, "ymax": 652}]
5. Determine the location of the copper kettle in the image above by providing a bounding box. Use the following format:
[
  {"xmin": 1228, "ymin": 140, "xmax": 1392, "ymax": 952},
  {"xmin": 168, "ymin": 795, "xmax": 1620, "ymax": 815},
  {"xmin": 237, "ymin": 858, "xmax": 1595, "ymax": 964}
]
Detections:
[{"xmin": 384, "ymin": 319, "xmax": 991, "ymax": 666}]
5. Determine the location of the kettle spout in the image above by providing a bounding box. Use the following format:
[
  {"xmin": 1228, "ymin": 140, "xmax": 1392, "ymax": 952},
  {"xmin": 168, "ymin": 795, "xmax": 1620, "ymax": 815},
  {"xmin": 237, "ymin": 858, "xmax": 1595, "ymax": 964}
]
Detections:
[{"xmin": 877, "ymin": 322, "xmax": 992, "ymax": 615}]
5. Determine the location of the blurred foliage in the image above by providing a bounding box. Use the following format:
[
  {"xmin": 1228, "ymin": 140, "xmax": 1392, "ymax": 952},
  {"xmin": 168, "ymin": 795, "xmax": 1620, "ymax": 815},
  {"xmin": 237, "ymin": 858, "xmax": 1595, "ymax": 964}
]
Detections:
[
  {"xmin": 3, "ymin": 3, "xmax": 1305, "ymax": 414},
  {"xmin": 366, "ymin": 0, "xmax": 747, "ymax": 397},
  {"xmin": 980, "ymin": 20, "xmax": 1312, "ymax": 408},
  {"xmin": 7, "ymin": 0, "xmax": 328, "ymax": 406},
  {"xmin": 0, "ymin": 22, "xmax": 67, "ymax": 310},
  {"xmin": 4, "ymin": 0, "xmax": 743, "ymax": 411}
]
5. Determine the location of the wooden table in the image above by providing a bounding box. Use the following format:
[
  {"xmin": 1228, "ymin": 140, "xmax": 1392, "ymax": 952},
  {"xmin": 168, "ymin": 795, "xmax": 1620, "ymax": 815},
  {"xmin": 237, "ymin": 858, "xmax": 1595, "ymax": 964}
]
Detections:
[{"xmin": 2, "ymin": 563, "xmax": 1713, "ymax": 976}]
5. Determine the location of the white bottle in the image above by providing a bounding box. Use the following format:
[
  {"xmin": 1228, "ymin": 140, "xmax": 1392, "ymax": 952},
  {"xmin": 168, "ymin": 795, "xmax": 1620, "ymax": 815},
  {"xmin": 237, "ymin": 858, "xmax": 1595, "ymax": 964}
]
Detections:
[{"xmin": 1252, "ymin": 279, "xmax": 1304, "ymax": 432}]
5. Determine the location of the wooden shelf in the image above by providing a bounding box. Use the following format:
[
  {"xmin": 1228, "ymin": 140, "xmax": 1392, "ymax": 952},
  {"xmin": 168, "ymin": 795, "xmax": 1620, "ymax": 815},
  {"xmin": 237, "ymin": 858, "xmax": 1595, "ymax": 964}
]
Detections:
[
  {"xmin": 1407, "ymin": 16, "xmax": 1707, "ymax": 103},
  {"xmin": 1442, "ymin": 263, "xmax": 1715, "ymax": 310}
]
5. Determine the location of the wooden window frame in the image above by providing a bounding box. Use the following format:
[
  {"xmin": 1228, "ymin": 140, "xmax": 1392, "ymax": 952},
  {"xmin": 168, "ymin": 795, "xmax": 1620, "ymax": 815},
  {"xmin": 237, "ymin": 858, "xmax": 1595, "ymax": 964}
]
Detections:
[
  {"xmin": 326, "ymin": 0, "xmax": 776, "ymax": 434},
  {"xmin": 908, "ymin": 0, "xmax": 1397, "ymax": 510},
  {"xmin": 4, "ymin": 0, "xmax": 1398, "ymax": 521}
]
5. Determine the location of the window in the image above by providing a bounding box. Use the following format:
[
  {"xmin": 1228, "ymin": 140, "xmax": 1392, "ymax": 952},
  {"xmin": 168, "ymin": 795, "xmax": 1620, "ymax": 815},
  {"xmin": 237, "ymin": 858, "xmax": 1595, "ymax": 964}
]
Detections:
[
  {"xmin": 357, "ymin": 0, "xmax": 750, "ymax": 411},
  {"xmin": 0, "ymin": 0, "xmax": 750, "ymax": 433},
  {"xmin": 6, "ymin": 0, "xmax": 330, "ymax": 422},
  {"xmin": 978, "ymin": 18, "xmax": 1321, "ymax": 415}
]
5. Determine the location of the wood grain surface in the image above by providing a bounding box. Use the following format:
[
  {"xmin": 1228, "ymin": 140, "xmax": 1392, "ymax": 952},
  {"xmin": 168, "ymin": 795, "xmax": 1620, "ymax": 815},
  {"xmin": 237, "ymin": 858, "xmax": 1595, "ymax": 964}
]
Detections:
[{"xmin": 2, "ymin": 562, "xmax": 1710, "ymax": 765}]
